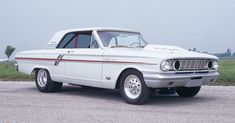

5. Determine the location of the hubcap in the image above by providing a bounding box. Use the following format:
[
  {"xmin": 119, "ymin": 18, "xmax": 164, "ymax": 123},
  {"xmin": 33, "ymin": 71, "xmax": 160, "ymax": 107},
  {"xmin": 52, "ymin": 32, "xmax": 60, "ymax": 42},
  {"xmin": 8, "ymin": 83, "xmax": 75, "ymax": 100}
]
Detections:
[
  {"xmin": 37, "ymin": 69, "xmax": 48, "ymax": 87},
  {"xmin": 124, "ymin": 75, "xmax": 142, "ymax": 99}
]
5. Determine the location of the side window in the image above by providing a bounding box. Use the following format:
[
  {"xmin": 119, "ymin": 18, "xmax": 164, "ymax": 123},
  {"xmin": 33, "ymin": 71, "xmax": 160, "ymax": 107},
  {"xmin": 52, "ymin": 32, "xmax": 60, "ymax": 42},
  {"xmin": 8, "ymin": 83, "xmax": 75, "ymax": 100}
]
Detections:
[
  {"xmin": 57, "ymin": 33, "xmax": 76, "ymax": 48},
  {"xmin": 76, "ymin": 33, "xmax": 92, "ymax": 48},
  {"xmin": 65, "ymin": 37, "xmax": 76, "ymax": 48},
  {"xmin": 57, "ymin": 31, "xmax": 99, "ymax": 49}
]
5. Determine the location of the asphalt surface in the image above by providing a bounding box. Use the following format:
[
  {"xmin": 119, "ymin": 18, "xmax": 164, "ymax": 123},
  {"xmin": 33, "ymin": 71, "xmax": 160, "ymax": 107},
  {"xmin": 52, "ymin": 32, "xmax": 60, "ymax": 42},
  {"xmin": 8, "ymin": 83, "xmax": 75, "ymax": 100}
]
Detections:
[{"xmin": 0, "ymin": 81, "xmax": 235, "ymax": 123}]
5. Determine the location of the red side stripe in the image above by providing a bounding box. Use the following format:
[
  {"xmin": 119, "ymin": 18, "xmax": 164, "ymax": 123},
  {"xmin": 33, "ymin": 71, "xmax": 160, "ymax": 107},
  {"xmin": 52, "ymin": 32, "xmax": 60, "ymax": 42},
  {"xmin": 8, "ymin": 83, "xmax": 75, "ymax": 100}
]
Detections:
[
  {"xmin": 16, "ymin": 57, "xmax": 57, "ymax": 61},
  {"xmin": 15, "ymin": 57, "xmax": 155, "ymax": 65}
]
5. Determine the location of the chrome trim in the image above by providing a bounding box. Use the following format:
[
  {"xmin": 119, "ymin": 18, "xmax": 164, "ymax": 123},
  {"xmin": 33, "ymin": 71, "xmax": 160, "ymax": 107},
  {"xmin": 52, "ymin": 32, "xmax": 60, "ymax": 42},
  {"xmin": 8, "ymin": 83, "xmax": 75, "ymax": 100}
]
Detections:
[
  {"xmin": 160, "ymin": 58, "xmax": 218, "ymax": 72},
  {"xmin": 142, "ymin": 70, "xmax": 217, "ymax": 74},
  {"xmin": 54, "ymin": 54, "xmax": 64, "ymax": 66},
  {"xmin": 143, "ymin": 71, "xmax": 219, "ymax": 88}
]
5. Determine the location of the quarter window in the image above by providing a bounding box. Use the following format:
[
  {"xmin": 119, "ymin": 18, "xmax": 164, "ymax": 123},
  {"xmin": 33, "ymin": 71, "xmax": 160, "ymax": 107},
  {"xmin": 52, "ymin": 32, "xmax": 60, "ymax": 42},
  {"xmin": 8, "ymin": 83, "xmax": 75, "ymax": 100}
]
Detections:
[{"xmin": 57, "ymin": 31, "xmax": 99, "ymax": 49}]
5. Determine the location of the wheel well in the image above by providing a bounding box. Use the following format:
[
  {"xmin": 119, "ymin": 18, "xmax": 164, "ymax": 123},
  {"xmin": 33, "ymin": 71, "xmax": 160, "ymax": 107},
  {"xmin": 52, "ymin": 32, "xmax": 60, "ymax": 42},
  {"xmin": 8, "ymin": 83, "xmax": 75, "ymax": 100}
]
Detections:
[
  {"xmin": 31, "ymin": 68, "xmax": 48, "ymax": 75},
  {"xmin": 32, "ymin": 68, "xmax": 39, "ymax": 75},
  {"xmin": 115, "ymin": 68, "xmax": 142, "ymax": 89}
]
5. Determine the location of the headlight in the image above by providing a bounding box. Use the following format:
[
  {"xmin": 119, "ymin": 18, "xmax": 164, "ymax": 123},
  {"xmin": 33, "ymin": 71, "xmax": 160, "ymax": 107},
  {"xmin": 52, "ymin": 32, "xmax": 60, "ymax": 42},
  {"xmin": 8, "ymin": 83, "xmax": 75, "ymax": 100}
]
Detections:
[
  {"xmin": 207, "ymin": 60, "xmax": 213, "ymax": 69},
  {"xmin": 173, "ymin": 60, "xmax": 180, "ymax": 70},
  {"xmin": 160, "ymin": 60, "xmax": 172, "ymax": 71},
  {"xmin": 213, "ymin": 60, "xmax": 219, "ymax": 70}
]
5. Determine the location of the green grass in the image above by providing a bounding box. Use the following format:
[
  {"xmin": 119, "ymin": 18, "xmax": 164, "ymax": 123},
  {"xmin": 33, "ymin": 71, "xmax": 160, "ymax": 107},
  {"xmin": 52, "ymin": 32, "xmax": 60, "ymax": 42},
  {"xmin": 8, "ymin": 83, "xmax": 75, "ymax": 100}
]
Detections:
[
  {"xmin": 0, "ymin": 62, "xmax": 33, "ymax": 81},
  {"xmin": 0, "ymin": 59, "xmax": 235, "ymax": 85},
  {"xmin": 217, "ymin": 58, "xmax": 235, "ymax": 85}
]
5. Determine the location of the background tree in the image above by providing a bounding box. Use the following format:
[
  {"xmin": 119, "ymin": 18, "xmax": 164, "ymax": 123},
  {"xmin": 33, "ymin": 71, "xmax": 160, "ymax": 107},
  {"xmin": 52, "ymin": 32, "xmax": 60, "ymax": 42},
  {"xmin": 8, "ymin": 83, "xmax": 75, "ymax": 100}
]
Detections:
[
  {"xmin": 233, "ymin": 52, "xmax": 235, "ymax": 57},
  {"xmin": 226, "ymin": 48, "xmax": 232, "ymax": 57},
  {"xmin": 5, "ymin": 45, "xmax": 16, "ymax": 60}
]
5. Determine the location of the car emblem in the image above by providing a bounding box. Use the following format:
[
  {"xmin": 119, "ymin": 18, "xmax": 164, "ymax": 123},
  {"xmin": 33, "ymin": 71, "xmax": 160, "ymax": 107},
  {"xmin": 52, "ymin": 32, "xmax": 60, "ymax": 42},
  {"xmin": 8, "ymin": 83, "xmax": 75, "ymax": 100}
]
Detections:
[
  {"xmin": 106, "ymin": 76, "xmax": 111, "ymax": 80},
  {"xmin": 54, "ymin": 54, "xmax": 64, "ymax": 66}
]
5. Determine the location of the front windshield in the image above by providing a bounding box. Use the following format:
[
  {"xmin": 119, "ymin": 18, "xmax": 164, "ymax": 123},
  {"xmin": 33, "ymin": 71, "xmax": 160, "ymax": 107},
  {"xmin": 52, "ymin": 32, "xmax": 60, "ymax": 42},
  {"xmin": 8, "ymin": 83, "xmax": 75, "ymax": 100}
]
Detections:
[{"xmin": 97, "ymin": 31, "xmax": 147, "ymax": 48}]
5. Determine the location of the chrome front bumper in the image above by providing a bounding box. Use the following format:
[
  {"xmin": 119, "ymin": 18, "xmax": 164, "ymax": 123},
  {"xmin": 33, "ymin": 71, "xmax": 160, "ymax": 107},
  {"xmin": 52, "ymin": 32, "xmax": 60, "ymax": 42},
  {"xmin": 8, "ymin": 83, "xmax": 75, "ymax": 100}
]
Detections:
[{"xmin": 143, "ymin": 71, "xmax": 219, "ymax": 88}]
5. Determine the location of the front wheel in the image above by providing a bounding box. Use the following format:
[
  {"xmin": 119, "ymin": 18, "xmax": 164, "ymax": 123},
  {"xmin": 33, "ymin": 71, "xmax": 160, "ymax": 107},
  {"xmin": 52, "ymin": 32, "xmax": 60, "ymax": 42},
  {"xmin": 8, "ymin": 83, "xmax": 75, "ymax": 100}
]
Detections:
[
  {"xmin": 119, "ymin": 70, "xmax": 150, "ymax": 105},
  {"xmin": 35, "ymin": 69, "xmax": 63, "ymax": 92},
  {"xmin": 176, "ymin": 86, "xmax": 201, "ymax": 97}
]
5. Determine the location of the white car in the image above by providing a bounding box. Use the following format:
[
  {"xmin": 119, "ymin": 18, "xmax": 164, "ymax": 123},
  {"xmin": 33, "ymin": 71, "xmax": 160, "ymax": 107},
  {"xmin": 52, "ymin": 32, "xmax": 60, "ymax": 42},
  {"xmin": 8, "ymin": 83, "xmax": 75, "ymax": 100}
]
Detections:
[{"xmin": 15, "ymin": 27, "xmax": 219, "ymax": 104}]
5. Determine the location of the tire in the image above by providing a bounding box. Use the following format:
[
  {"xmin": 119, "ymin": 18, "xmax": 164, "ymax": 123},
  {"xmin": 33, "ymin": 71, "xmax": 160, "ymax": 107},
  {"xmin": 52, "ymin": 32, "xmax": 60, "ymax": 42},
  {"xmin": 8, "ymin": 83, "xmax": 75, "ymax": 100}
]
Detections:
[
  {"xmin": 35, "ymin": 69, "xmax": 63, "ymax": 92},
  {"xmin": 176, "ymin": 86, "xmax": 201, "ymax": 97},
  {"xmin": 119, "ymin": 69, "xmax": 150, "ymax": 105}
]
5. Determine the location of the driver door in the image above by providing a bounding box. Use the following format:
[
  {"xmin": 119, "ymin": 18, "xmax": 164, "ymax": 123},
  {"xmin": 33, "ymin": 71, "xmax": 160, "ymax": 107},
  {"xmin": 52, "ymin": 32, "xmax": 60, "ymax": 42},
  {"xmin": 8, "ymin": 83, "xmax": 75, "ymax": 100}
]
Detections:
[{"xmin": 61, "ymin": 31, "xmax": 103, "ymax": 87}]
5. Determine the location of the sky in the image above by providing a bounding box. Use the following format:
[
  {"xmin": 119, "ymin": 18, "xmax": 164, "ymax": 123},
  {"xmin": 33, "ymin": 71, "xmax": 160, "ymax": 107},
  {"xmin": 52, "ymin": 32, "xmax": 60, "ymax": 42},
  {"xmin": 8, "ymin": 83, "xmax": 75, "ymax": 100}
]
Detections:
[{"xmin": 0, "ymin": 0, "xmax": 234, "ymax": 59}]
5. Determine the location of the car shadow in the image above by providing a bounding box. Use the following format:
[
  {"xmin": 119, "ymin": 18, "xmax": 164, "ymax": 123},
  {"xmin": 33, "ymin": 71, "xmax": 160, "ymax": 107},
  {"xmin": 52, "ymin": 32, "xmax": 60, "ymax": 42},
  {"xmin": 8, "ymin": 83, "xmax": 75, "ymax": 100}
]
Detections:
[
  {"xmin": 59, "ymin": 85, "xmax": 123, "ymax": 102},
  {"xmin": 54, "ymin": 84, "xmax": 218, "ymax": 105},
  {"xmin": 148, "ymin": 94, "xmax": 216, "ymax": 105}
]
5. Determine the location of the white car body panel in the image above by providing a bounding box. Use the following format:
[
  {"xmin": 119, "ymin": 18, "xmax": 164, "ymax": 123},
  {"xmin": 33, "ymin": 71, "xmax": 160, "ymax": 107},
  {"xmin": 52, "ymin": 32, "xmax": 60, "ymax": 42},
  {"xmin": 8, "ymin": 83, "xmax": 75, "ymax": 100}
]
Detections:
[{"xmin": 15, "ymin": 27, "xmax": 219, "ymax": 89}]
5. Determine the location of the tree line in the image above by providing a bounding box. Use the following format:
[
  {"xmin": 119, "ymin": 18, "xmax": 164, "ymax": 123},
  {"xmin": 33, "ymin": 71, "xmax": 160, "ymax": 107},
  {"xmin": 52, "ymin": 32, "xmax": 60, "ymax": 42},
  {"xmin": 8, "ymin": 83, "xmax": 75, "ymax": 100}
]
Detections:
[
  {"xmin": 189, "ymin": 48, "xmax": 235, "ymax": 57},
  {"xmin": 213, "ymin": 49, "xmax": 235, "ymax": 57}
]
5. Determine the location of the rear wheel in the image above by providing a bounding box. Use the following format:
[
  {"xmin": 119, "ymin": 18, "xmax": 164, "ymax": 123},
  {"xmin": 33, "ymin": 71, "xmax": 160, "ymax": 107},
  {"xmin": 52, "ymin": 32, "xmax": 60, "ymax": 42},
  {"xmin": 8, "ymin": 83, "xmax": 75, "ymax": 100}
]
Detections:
[
  {"xmin": 119, "ymin": 70, "xmax": 150, "ymax": 105},
  {"xmin": 176, "ymin": 86, "xmax": 201, "ymax": 97},
  {"xmin": 35, "ymin": 69, "xmax": 63, "ymax": 92}
]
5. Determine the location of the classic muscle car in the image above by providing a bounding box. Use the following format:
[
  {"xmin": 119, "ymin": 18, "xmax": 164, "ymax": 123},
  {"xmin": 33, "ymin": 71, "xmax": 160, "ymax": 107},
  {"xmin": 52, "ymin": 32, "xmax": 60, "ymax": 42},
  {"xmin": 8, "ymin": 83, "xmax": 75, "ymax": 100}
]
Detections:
[{"xmin": 15, "ymin": 27, "xmax": 219, "ymax": 104}]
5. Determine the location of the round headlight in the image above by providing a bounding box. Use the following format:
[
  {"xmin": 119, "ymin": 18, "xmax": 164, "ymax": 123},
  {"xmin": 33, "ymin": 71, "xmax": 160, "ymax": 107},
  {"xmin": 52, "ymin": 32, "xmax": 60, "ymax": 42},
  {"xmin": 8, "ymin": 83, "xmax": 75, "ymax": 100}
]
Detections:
[
  {"xmin": 213, "ymin": 61, "xmax": 219, "ymax": 70},
  {"xmin": 207, "ymin": 60, "xmax": 213, "ymax": 69},
  {"xmin": 161, "ymin": 60, "xmax": 172, "ymax": 71},
  {"xmin": 173, "ymin": 60, "xmax": 180, "ymax": 70}
]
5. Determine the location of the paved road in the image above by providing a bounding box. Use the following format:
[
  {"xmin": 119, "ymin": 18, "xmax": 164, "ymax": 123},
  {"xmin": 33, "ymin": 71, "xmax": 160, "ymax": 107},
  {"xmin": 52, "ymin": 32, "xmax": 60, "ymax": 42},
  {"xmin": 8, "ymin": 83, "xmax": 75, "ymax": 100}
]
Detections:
[{"xmin": 0, "ymin": 81, "xmax": 235, "ymax": 123}]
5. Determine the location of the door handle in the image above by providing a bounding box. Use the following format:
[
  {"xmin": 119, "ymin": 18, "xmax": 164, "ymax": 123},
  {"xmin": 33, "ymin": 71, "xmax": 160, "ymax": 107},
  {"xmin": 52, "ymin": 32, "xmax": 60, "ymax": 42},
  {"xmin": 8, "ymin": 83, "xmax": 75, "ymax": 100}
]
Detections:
[{"xmin": 67, "ymin": 50, "xmax": 74, "ymax": 53}]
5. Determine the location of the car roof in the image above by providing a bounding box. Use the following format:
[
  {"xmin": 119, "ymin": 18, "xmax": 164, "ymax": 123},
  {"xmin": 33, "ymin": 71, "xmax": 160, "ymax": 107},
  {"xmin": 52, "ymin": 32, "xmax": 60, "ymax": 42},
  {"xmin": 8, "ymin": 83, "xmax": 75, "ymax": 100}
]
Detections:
[
  {"xmin": 59, "ymin": 27, "xmax": 138, "ymax": 33},
  {"xmin": 47, "ymin": 27, "xmax": 139, "ymax": 46}
]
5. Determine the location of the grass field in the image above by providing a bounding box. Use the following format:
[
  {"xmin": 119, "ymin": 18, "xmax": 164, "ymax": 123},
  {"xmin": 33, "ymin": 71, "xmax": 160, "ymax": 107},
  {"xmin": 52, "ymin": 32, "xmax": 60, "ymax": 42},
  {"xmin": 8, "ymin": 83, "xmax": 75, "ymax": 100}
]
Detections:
[
  {"xmin": 0, "ymin": 62, "xmax": 33, "ymax": 81},
  {"xmin": 217, "ymin": 58, "xmax": 235, "ymax": 85},
  {"xmin": 0, "ymin": 59, "xmax": 235, "ymax": 85}
]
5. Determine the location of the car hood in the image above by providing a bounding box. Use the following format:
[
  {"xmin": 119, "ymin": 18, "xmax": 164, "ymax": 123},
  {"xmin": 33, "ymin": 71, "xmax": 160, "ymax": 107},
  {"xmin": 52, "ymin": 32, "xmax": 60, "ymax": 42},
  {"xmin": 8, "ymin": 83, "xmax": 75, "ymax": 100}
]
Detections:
[
  {"xmin": 143, "ymin": 44, "xmax": 217, "ymax": 59},
  {"xmin": 104, "ymin": 44, "xmax": 218, "ymax": 60}
]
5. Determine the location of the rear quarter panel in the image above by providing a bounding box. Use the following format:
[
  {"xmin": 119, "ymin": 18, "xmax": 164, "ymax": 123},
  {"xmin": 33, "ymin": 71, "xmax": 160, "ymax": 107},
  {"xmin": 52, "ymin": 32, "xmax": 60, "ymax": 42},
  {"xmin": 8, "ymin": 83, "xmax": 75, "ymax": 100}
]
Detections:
[{"xmin": 15, "ymin": 49, "xmax": 65, "ymax": 80}]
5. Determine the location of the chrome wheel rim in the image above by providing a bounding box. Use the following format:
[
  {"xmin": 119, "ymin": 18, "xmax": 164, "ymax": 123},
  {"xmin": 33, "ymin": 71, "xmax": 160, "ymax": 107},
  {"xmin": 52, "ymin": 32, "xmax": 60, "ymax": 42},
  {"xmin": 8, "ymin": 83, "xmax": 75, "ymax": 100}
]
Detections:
[
  {"xmin": 37, "ymin": 69, "xmax": 47, "ymax": 87},
  {"xmin": 124, "ymin": 75, "xmax": 142, "ymax": 99}
]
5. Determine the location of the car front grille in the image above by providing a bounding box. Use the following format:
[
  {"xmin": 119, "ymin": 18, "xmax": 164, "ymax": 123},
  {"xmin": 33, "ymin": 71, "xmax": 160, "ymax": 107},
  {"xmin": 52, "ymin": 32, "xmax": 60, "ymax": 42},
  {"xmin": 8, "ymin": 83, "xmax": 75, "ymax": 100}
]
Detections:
[
  {"xmin": 169, "ymin": 59, "xmax": 214, "ymax": 71},
  {"xmin": 178, "ymin": 59, "xmax": 209, "ymax": 71}
]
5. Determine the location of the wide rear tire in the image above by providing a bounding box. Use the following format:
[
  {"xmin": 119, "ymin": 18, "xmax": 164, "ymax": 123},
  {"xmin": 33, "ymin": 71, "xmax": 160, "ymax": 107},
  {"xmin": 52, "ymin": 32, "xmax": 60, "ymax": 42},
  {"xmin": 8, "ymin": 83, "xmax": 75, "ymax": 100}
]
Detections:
[
  {"xmin": 35, "ymin": 69, "xmax": 63, "ymax": 92},
  {"xmin": 176, "ymin": 86, "xmax": 201, "ymax": 97}
]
